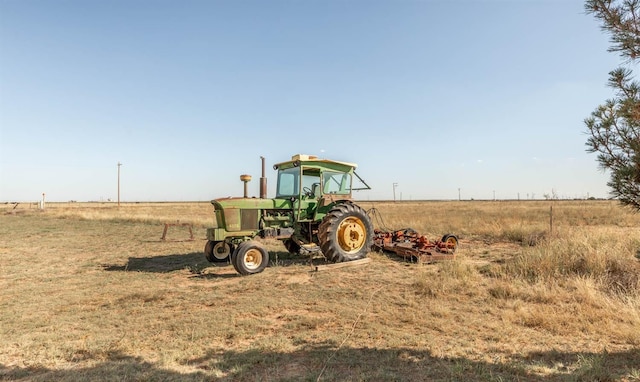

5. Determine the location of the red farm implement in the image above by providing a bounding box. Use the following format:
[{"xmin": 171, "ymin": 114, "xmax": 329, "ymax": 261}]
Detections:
[{"xmin": 372, "ymin": 228, "xmax": 458, "ymax": 263}]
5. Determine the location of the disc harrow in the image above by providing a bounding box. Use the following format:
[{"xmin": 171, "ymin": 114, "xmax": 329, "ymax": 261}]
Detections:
[{"xmin": 372, "ymin": 228, "xmax": 458, "ymax": 263}]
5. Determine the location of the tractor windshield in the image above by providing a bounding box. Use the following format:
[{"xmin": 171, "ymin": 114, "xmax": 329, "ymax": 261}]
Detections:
[
  {"xmin": 276, "ymin": 167, "xmax": 322, "ymax": 198},
  {"xmin": 322, "ymin": 171, "xmax": 352, "ymax": 195}
]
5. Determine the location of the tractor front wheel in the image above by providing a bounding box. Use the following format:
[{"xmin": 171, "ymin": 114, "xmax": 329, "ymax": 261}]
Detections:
[
  {"xmin": 204, "ymin": 241, "xmax": 233, "ymax": 262},
  {"xmin": 232, "ymin": 240, "xmax": 269, "ymax": 275},
  {"xmin": 318, "ymin": 202, "xmax": 373, "ymax": 262}
]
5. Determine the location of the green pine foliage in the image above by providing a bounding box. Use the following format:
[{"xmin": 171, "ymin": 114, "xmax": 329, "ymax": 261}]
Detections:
[{"xmin": 585, "ymin": 0, "xmax": 640, "ymax": 209}]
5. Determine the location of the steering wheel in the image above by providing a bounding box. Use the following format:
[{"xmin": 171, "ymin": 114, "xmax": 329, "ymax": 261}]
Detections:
[{"xmin": 303, "ymin": 187, "xmax": 313, "ymax": 197}]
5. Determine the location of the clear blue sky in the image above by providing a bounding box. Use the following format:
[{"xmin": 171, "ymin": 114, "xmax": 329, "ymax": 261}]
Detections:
[{"xmin": 0, "ymin": 0, "xmax": 622, "ymax": 202}]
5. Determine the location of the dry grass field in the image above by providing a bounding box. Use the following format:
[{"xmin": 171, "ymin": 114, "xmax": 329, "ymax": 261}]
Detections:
[{"xmin": 1, "ymin": 200, "xmax": 639, "ymax": 381}]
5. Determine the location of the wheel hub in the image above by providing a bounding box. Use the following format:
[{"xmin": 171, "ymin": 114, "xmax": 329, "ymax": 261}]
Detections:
[
  {"xmin": 243, "ymin": 248, "xmax": 262, "ymax": 270},
  {"xmin": 213, "ymin": 242, "xmax": 231, "ymax": 260},
  {"xmin": 444, "ymin": 236, "xmax": 458, "ymax": 252},
  {"xmin": 337, "ymin": 217, "xmax": 366, "ymax": 253}
]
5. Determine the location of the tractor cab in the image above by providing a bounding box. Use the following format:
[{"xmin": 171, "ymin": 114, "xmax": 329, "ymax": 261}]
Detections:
[
  {"xmin": 273, "ymin": 154, "xmax": 362, "ymax": 198},
  {"xmin": 275, "ymin": 166, "xmax": 353, "ymax": 200},
  {"xmin": 273, "ymin": 154, "xmax": 365, "ymax": 221}
]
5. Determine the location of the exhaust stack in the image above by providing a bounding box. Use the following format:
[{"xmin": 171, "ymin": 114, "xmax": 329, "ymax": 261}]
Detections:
[
  {"xmin": 260, "ymin": 156, "xmax": 267, "ymax": 199},
  {"xmin": 240, "ymin": 174, "xmax": 252, "ymax": 198}
]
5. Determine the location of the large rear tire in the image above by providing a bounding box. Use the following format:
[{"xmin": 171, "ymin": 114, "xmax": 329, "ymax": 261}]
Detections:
[
  {"xmin": 318, "ymin": 202, "xmax": 373, "ymax": 262},
  {"xmin": 232, "ymin": 240, "xmax": 269, "ymax": 275}
]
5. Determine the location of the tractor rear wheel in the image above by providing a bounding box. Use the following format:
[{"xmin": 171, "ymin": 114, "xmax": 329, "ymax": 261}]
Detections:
[
  {"xmin": 232, "ymin": 240, "xmax": 269, "ymax": 275},
  {"xmin": 318, "ymin": 202, "xmax": 373, "ymax": 262}
]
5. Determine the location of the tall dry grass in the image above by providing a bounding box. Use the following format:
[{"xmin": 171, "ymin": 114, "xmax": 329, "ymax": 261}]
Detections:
[
  {"xmin": 367, "ymin": 200, "xmax": 640, "ymax": 350},
  {"xmin": 498, "ymin": 228, "xmax": 640, "ymax": 292}
]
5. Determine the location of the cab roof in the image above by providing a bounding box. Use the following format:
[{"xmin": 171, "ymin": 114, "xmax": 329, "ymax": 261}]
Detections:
[{"xmin": 273, "ymin": 154, "xmax": 358, "ymax": 170}]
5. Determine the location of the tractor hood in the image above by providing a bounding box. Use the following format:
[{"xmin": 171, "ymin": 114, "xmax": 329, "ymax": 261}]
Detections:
[
  {"xmin": 209, "ymin": 197, "xmax": 294, "ymax": 235},
  {"xmin": 211, "ymin": 197, "xmax": 291, "ymax": 210}
]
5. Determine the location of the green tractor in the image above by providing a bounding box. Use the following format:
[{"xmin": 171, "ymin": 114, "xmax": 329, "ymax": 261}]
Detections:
[{"xmin": 204, "ymin": 154, "xmax": 373, "ymax": 275}]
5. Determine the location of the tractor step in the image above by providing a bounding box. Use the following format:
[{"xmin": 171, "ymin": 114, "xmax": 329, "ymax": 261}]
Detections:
[
  {"xmin": 300, "ymin": 243, "xmax": 322, "ymax": 255},
  {"xmin": 312, "ymin": 257, "xmax": 371, "ymax": 272}
]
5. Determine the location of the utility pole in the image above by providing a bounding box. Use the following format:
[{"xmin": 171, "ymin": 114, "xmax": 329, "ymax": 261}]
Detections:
[
  {"xmin": 393, "ymin": 183, "xmax": 398, "ymax": 203},
  {"xmin": 458, "ymin": 188, "xmax": 461, "ymax": 201},
  {"xmin": 117, "ymin": 162, "xmax": 122, "ymax": 207}
]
